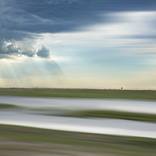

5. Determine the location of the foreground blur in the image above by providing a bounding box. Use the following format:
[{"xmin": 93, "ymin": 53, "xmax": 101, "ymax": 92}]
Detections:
[
  {"xmin": 0, "ymin": 125, "xmax": 156, "ymax": 156},
  {"xmin": 0, "ymin": 96, "xmax": 156, "ymax": 155}
]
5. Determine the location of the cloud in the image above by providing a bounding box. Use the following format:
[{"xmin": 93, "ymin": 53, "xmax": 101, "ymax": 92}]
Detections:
[
  {"xmin": 1, "ymin": 0, "xmax": 156, "ymax": 62},
  {"xmin": 0, "ymin": 40, "xmax": 52, "ymax": 59},
  {"xmin": 0, "ymin": 40, "xmax": 20, "ymax": 58},
  {"xmin": 46, "ymin": 0, "xmax": 78, "ymax": 5},
  {"xmin": 37, "ymin": 46, "xmax": 50, "ymax": 58},
  {"xmin": 40, "ymin": 11, "xmax": 156, "ymax": 52},
  {"xmin": 1, "ymin": 0, "xmax": 156, "ymax": 40},
  {"xmin": 35, "ymin": 10, "xmax": 156, "ymax": 77}
]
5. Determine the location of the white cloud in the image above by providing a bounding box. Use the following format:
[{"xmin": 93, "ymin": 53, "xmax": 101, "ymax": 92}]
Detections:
[{"xmin": 38, "ymin": 11, "xmax": 156, "ymax": 50}]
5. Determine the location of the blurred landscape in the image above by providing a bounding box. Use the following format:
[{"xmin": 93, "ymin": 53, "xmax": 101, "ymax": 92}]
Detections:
[{"xmin": 0, "ymin": 88, "xmax": 156, "ymax": 155}]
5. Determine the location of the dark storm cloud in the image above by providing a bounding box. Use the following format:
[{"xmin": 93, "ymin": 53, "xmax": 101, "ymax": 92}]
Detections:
[
  {"xmin": 1, "ymin": 0, "xmax": 156, "ymax": 40},
  {"xmin": 0, "ymin": 0, "xmax": 156, "ymax": 58}
]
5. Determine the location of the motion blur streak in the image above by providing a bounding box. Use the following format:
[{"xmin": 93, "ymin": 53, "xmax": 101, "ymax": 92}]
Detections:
[
  {"xmin": 1, "ymin": 96, "xmax": 156, "ymax": 114},
  {"xmin": 0, "ymin": 111, "xmax": 156, "ymax": 139}
]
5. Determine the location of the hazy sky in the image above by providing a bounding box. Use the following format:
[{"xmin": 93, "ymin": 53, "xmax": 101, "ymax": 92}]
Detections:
[{"xmin": 0, "ymin": 0, "xmax": 156, "ymax": 89}]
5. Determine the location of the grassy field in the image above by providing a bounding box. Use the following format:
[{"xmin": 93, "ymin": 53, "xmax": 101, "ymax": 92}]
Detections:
[
  {"xmin": 0, "ymin": 88, "xmax": 156, "ymax": 100},
  {"xmin": 63, "ymin": 110, "xmax": 156, "ymax": 122},
  {"xmin": 0, "ymin": 125, "xmax": 156, "ymax": 156},
  {"xmin": 0, "ymin": 103, "xmax": 20, "ymax": 109}
]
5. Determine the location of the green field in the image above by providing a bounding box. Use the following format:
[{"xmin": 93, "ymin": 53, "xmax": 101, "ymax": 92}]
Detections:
[
  {"xmin": 0, "ymin": 125, "xmax": 156, "ymax": 156},
  {"xmin": 64, "ymin": 110, "xmax": 156, "ymax": 122},
  {"xmin": 0, "ymin": 88, "xmax": 156, "ymax": 100},
  {"xmin": 0, "ymin": 103, "xmax": 20, "ymax": 109}
]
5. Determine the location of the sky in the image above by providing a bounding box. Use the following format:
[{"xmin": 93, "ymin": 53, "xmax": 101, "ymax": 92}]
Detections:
[{"xmin": 0, "ymin": 0, "xmax": 156, "ymax": 89}]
